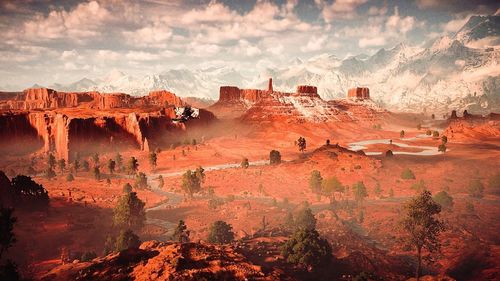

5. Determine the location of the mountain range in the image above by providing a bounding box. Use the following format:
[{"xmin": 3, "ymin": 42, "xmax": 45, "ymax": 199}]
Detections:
[{"xmin": 37, "ymin": 15, "xmax": 500, "ymax": 114}]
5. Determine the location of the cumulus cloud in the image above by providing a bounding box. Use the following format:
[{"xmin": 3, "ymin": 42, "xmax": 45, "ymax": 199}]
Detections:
[
  {"xmin": 359, "ymin": 37, "xmax": 386, "ymax": 48},
  {"xmin": 386, "ymin": 7, "xmax": 417, "ymax": 34},
  {"xmin": 319, "ymin": 0, "xmax": 368, "ymax": 21}
]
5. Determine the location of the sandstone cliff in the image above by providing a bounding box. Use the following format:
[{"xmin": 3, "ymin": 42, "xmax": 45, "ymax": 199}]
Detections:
[{"xmin": 0, "ymin": 88, "xmax": 185, "ymax": 110}]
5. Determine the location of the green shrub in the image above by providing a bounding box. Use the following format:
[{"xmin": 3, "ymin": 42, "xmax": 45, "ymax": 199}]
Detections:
[
  {"xmin": 433, "ymin": 191, "xmax": 454, "ymax": 210},
  {"xmin": 401, "ymin": 168, "xmax": 416, "ymax": 180}
]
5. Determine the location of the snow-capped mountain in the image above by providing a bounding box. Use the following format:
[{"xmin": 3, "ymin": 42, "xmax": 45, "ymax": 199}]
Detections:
[
  {"xmin": 251, "ymin": 15, "xmax": 499, "ymax": 114},
  {"xmin": 47, "ymin": 15, "xmax": 499, "ymax": 114}
]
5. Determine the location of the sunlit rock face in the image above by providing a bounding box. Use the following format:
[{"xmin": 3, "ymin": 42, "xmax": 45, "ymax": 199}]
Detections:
[{"xmin": 0, "ymin": 88, "xmax": 215, "ymax": 160}]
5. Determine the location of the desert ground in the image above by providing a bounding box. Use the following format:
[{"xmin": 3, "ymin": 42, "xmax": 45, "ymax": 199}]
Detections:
[{"xmin": 1, "ymin": 109, "xmax": 499, "ymax": 280}]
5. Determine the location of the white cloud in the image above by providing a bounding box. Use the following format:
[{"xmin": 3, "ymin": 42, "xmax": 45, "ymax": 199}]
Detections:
[
  {"xmin": 386, "ymin": 7, "xmax": 417, "ymax": 34},
  {"xmin": 300, "ymin": 35, "xmax": 328, "ymax": 52},
  {"xmin": 441, "ymin": 17, "xmax": 470, "ymax": 33},
  {"xmin": 320, "ymin": 0, "xmax": 368, "ymax": 22},
  {"xmin": 359, "ymin": 37, "xmax": 386, "ymax": 48},
  {"xmin": 23, "ymin": 1, "xmax": 111, "ymax": 41}
]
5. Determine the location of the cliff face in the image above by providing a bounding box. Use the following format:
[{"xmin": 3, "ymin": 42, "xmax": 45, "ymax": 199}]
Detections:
[
  {"xmin": 0, "ymin": 88, "xmax": 185, "ymax": 110},
  {"xmin": 0, "ymin": 88, "xmax": 215, "ymax": 160}
]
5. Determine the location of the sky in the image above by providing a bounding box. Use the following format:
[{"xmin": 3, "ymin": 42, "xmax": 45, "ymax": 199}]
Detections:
[{"xmin": 0, "ymin": 0, "xmax": 498, "ymax": 90}]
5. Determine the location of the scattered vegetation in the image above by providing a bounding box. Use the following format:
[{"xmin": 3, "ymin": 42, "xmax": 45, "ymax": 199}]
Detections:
[
  {"xmin": 172, "ymin": 220, "xmax": 189, "ymax": 243},
  {"xmin": 107, "ymin": 159, "xmax": 116, "ymax": 174},
  {"xmin": 181, "ymin": 167, "xmax": 205, "ymax": 198},
  {"xmin": 241, "ymin": 158, "xmax": 249, "ymax": 169},
  {"xmin": 294, "ymin": 208, "xmax": 316, "ymax": 231},
  {"xmin": 352, "ymin": 181, "xmax": 368, "ymax": 203},
  {"xmin": 207, "ymin": 220, "xmax": 234, "ymax": 244},
  {"xmin": 438, "ymin": 144, "xmax": 447, "ymax": 153},
  {"xmin": 134, "ymin": 172, "xmax": 148, "ymax": 189},
  {"xmin": 297, "ymin": 137, "xmax": 306, "ymax": 153},
  {"xmin": 400, "ymin": 130, "xmax": 405, "ymax": 138},
  {"xmin": 2, "ymin": 174, "xmax": 50, "ymax": 210},
  {"xmin": 309, "ymin": 170, "xmax": 323, "ymax": 194},
  {"xmin": 401, "ymin": 168, "xmax": 416, "ymax": 180},
  {"xmin": 127, "ymin": 157, "xmax": 139, "ymax": 175},
  {"xmin": 433, "ymin": 191, "xmax": 454, "ymax": 210},
  {"xmin": 113, "ymin": 192, "xmax": 146, "ymax": 230},
  {"xmin": 281, "ymin": 225, "xmax": 331, "ymax": 271},
  {"xmin": 269, "ymin": 150, "xmax": 281, "ymax": 165},
  {"xmin": 66, "ymin": 173, "xmax": 74, "ymax": 182},
  {"xmin": 148, "ymin": 152, "xmax": 157, "ymax": 170}
]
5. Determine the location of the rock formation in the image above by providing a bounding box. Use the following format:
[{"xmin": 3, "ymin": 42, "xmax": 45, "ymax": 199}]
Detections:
[
  {"xmin": 0, "ymin": 88, "xmax": 185, "ymax": 110},
  {"xmin": 348, "ymin": 87, "xmax": 370, "ymax": 100},
  {"xmin": 210, "ymin": 81, "xmax": 383, "ymax": 122},
  {"xmin": 0, "ymin": 88, "xmax": 214, "ymax": 161}
]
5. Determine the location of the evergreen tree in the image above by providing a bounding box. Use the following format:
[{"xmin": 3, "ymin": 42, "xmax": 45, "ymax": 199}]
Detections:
[
  {"xmin": 93, "ymin": 167, "xmax": 101, "ymax": 181},
  {"xmin": 158, "ymin": 175, "xmax": 164, "ymax": 189},
  {"xmin": 281, "ymin": 228, "xmax": 331, "ymax": 271},
  {"xmin": 309, "ymin": 170, "xmax": 323, "ymax": 194},
  {"xmin": 148, "ymin": 152, "xmax": 157, "ymax": 170},
  {"xmin": 401, "ymin": 190, "xmax": 445, "ymax": 280},
  {"xmin": 207, "ymin": 220, "xmax": 234, "ymax": 244},
  {"xmin": 113, "ymin": 192, "xmax": 146, "ymax": 230},
  {"xmin": 57, "ymin": 159, "xmax": 66, "ymax": 174},
  {"xmin": 297, "ymin": 137, "xmax": 307, "ymax": 153},
  {"xmin": 114, "ymin": 229, "xmax": 140, "ymax": 252},
  {"xmin": 352, "ymin": 181, "xmax": 368, "ymax": 203},
  {"xmin": 295, "ymin": 208, "xmax": 316, "ymax": 231},
  {"xmin": 107, "ymin": 159, "xmax": 116, "ymax": 174},
  {"xmin": 73, "ymin": 159, "xmax": 80, "ymax": 175},
  {"xmin": 66, "ymin": 173, "xmax": 74, "ymax": 182},
  {"xmin": 172, "ymin": 220, "xmax": 188, "ymax": 242},
  {"xmin": 92, "ymin": 153, "xmax": 99, "ymax": 166},
  {"xmin": 269, "ymin": 150, "xmax": 281, "ymax": 165},
  {"xmin": 127, "ymin": 157, "xmax": 139, "ymax": 175}
]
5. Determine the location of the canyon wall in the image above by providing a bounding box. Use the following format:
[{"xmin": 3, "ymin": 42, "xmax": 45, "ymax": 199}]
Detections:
[
  {"xmin": 0, "ymin": 88, "xmax": 185, "ymax": 110},
  {"xmin": 0, "ymin": 88, "xmax": 214, "ymax": 161}
]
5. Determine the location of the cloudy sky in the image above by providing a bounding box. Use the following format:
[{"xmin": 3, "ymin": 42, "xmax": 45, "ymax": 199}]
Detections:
[{"xmin": 0, "ymin": 0, "xmax": 497, "ymax": 90}]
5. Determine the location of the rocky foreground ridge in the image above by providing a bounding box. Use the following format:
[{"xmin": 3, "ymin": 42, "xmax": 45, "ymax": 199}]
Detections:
[{"xmin": 41, "ymin": 241, "xmax": 279, "ymax": 281}]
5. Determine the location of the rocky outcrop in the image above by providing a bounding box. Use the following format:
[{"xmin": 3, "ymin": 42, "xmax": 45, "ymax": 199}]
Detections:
[
  {"xmin": 212, "ymin": 81, "xmax": 384, "ymax": 121},
  {"xmin": 443, "ymin": 113, "xmax": 500, "ymax": 142},
  {"xmin": 296, "ymin": 85, "xmax": 318, "ymax": 97},
  {"xmin": 348, "ymin": 87, "xmax": 370, "ymax": 100},
  {"xmin": 41, "ymin": 241, "xmax": 277, "ymax": 281}
]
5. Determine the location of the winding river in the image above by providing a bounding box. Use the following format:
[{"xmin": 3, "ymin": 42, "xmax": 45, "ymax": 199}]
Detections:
[{"xmin": 348, "ymin": 135, "xmax": 445, "ymax": 156}]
